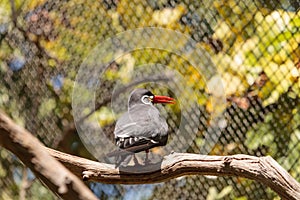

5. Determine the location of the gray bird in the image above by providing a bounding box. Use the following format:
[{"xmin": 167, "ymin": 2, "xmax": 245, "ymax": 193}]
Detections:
[{"xmin": 107, "ymin": 88, "xmax": 175, "ymax": 167}]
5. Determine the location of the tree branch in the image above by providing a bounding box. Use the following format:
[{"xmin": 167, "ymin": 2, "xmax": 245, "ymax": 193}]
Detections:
[
  {"xmin": 1, "ymin": 111, "xmax": 300, "ymax": 200},
  {"xmin": 0, "ymin": 111, "xmax": 98, "ymax": 200},
  {"xmin": 47, "ymin": 148, "xmax": 300, "ymax": 199}
]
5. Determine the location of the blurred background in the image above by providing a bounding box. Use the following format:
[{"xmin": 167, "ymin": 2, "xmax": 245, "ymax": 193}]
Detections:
[{"xmin": 0, "ymin": 0, "xmax": 299, "ymax": 199}]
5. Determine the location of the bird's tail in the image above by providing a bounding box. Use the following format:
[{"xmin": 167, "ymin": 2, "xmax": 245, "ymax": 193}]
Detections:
[{"xmin": 106, "ymin": 148, "xmax": 134, "ymax": 157}]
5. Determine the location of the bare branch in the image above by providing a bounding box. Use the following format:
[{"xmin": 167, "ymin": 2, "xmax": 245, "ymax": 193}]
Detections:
[
  {"xmin": 0, "ymin": 111, "xmax": 98, "ymax": 200},
  {"xmin": 47, "ymin": 148, "xmax": 300, "ymax": 199}
]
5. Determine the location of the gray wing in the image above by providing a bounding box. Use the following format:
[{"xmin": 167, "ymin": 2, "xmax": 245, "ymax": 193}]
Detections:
[
  {"xmin": 114, "ymin": 104, "xmax": 168, "ymax": 139},
  {"xmin": 108, "ymin": 104, "xmax": 168, "ymax": 167}
]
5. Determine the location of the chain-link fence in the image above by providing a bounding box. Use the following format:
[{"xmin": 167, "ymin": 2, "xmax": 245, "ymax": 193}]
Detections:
[{"xmin": 0, "ymin": 0, "xmax": 299, "ymax": 199}]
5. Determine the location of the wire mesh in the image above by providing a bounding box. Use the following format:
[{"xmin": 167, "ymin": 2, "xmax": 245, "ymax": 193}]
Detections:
[{"xmin": 0, "ymin": 0, "xmax": 299, "ymax": 199}]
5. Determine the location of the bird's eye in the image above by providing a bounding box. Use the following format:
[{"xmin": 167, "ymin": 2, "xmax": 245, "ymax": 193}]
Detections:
[{"xmin": 141, "ymin": 95, "xmax": 152, "ymax": 105}]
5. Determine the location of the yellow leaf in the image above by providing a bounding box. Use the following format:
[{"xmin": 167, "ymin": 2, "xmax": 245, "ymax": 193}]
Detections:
[{"xmin": 152, "ymin": 5, "xmax": 186, "ymax": 26}]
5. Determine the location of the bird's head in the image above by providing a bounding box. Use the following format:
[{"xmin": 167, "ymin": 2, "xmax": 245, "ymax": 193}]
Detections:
[{"xmin": 128, "ymin": 88, "xmax": 175, "ymax": 108}]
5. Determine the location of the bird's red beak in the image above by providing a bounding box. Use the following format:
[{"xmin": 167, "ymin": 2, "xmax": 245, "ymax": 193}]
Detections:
[{"xmin": 153, "ymin": 95, "xmax": 176, "ymax": 104}]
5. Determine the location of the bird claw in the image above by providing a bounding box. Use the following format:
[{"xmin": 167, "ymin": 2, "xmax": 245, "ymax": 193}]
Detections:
[
  {"xmin": 144, "ymin": 159, "xmax": 153, "ymax": 165},
  {"xmin": 133, "ymin": 155, "xmax": 142, "ymax": 166},
  {"xmin": 144, "ymin": 153, "xmax": 154, "ymax": 165}
]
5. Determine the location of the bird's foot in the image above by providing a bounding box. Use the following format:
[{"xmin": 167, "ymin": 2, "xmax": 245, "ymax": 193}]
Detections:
[
  {"xmin": 144, "ymin": 159, "xmax": 153, "ymax": 165},
  {"xmin": 144, "ymin": 152, "xmax": 154, "ymax": 165},
  {"xmin": 133, "ymin": 155, "xmax": 143, "ymax": 166},
  {"xmin": 144, "ymin": 150, "xmax": 149, "ymax": 165}
]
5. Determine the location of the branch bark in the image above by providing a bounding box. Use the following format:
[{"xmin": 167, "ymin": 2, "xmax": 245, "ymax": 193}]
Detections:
[
  {"xmin": 47, "ymin": 148, "xmax": 300, "ymax": 199},
  {"xmin": 0, "ymin": 111, "xmax": 98, "ymax": 200},
  {"xmin": 1, "ymin": 111, "xmax": 300, "ymax": 200}
]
